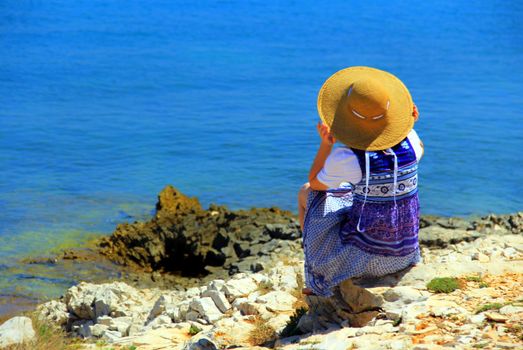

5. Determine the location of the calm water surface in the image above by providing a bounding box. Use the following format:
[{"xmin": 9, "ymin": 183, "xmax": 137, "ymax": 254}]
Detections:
[{"xmin": 0, "ymin": 0, "xmax": 522, "ymax": 306}]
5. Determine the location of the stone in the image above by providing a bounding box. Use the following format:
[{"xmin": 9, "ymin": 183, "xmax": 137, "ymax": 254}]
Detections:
[
  {"xmin": 339, "ymin": 279, "xmax": 383, "ymax": 313},
  {"xmin": 37, "ymin": 300, "xmax": 69, "ymax": 326},
  {"xmin": 96, "ymin": 315, "xmax": 112, "ymax": 326},
  {"xmin": 206, "ymin": 279, "xmax": 225, "ymax": 292},
  {"xmin": 427, "ymin": 299, "xmax": 468, "ymax": 317},
  {"xmin": 268, "ymin": 265, "xmax": 298, "ymax": 293},
  {"xmin": 94, "ymin": 289, "xmax": 119, "ymax": 318},
  {"xmin": 495, "ymin": 342, "xmax": 518, "ymax": 349},
  {"xmin": 267, "ymin": 314, "xmax": 290, "ymax": 333},
  {"xmin": 90, "ymin": 323, "xmax": 108, "ymax": 337},
  {"xmin": 256, "ymin": 291, "xmax": 297, "ymax": 312},
  {"xmin": 0, "ymin": 317, "xmax": 36, "ymax": 347},
  {"xmin": 189, "ymin": 297, "xmax": 223, "ymax": 323},
  {"xmin": 103, "ymin": 329, "xmax": 123, "ymax": 342},
  {"xmin": 150, "ymin": 315, "xmax": 172, "ymax": 329},
  {"xmin": 201, "ymin": 289, "xmax": 231, "ymax": 313},
  {"xmin": 155, "ymin": 185, "xmax": 202, "ymax": 218},
  {"xmin": 186, "ymin": 287, "xmax": 202, "ymax": 298},
  {"xmin": 186, "ymin": 311, "xmax": 199, "ymax": 321},
  {"xmin": 502, "ymin": 247, "xmax": 517, "ymax": 258},
  {"xmin": 347, "ymin": 311, "xmax": 380, "ymax": 327},
  {"xmin": 499, "ymin": 305, "xmax": 523, "ymax": 315},
  {"xmin": 418, "ymin": 227, "xmax": 482, "ymax": 247},
  {"xmin": 184, "ymin": 336, "xmax": 219, "ymax": 350},
  {"xmin": 264, "ymin": 223, "xmax": 301, "ymax": 240},
  {"xmin": 232, "ymin": 298, "xmax": 262, "ymax": 316},
  {"xmin": 110, "ymin": 316, "xmax": 133, "ymax": 335},
  {"xmin": 64, "ymin": 282, "xmax": 97, "ymax": 319},
  {"xmin": 383, "ymin": 286, "xmax": 426, "ymax": 304},
  {"xmin": 473, "ymin": 252, "xmax": 490, "ymax": 262},
  {"xmin": 221, "ymin": 277, "xmax": 258, "ymax": 301},
  {"xmin": 469, "ymin": 313, "xmax": 486, "ymax": 325},
  {"xmin": 149, "ymin": 292, "xmax": 181, "ymax": 319},
  {"xmin": 485, "ymin": 312, "xmax": 508, "ymax": 323},
  {"xmin": 401, "ymin": 302, "xmax": 430, "ymax": 322}
]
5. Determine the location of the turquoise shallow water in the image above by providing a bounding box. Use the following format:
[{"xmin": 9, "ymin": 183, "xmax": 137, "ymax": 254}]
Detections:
[{"xmin": 0, "ymin": 1, "xmax": 522, "ymax": 307}]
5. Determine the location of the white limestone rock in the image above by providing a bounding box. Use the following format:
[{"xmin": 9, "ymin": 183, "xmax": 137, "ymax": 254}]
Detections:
[
  {"xmin": 185, "ymin": 287, "xmax": 202, "ymax": 298},
  {"xmin": 499, "ymin": 305, "xmax": 523, "ymax": 315},
  {"xmin": 109, "ymin": 316, "xmax": 133, "ymax": 335},
  {"xmin": 64, "ymin": 282, "xmax": 98, "ymax": 319},
  {"xmin": 103, "ymin": 329, "xmax": 123, "ymax": 342},
  {"xmin": 189, "ymin": 297, "xmax": 223, "ymax": 323},
  {"xmin": 0, "ymin": 317, "xmax": 36, "ymax": 348},
  {"xmin": 37, "ymin": 300, "xmax": 69, "ymax": 326},
  {"xmin": 149, "ymin": 292, "xmax": 181, "ymax": 320},
  {"xmin": 201, "ymin": 289, "xmax": 231, "ymax": 313},
  {"xmin": 149, "ymin": 315, "xmax": 172, "ymax": 329},
  {"xmin": 256, "ymin": 291, "xmax": 297, "ymax": 312},
  {"xmin": 206, "ymin": 279, "xmax": 225, "ymax": 292},
  {"xmin": 383, "ymin": 286, "xmax": 427, "ymax": 304},
  {"xmin": 89, "ymin": 323, "xmax": 109, "ymax": 338},
  {"xmin": 96, "ymin": 315, "xmax": 112, "ymax": 326},
  {"xmin": 268, "ymin": 265, "xmax": 298, "ymax": 293},
  {"xmin": 221, "ymin": 277, "xmax": 258, "ymax": 302}
]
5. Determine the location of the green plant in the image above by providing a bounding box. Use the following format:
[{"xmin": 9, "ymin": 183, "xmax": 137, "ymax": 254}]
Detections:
[
  {"xmin": 479, "ymin": 281, "xmax": 489, "ymax": 288},
  {"xmin": 465, "ymin": 275, "xmax": 482, "ymax": 282},
  {"xmin": 96, "ymin": 339, "xmax": 108, "ymax": 347},
  {"xmin": 475, "ymin": 302, "xmax": 504, "ymax": 314},
  {"xmin": 426, "ymin": 277, "xmax": 460, "ymax": 293},
  {"xmin": 189, "ymin": 324, "xmax": 202, "ymax": 336},
  {"xmin": 280, "ymin": 307, "xmax": 308, "ymax": 338}
]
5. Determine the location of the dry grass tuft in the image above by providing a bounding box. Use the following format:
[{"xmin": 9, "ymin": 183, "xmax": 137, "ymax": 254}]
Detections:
[
  {"xmin": 291, "ymin": 272, "xmax": 308, "ymax": 310},
  {"xmin": 256, "ymin": 280, "xmax": 274, "ymax": 295},
  {"xmin": 248, "ymin": 316, "xmax": 277, "ymax": 346}
]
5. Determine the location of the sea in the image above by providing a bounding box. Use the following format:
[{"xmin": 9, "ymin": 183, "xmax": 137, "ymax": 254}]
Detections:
[{"xmin": 1, "ymin": 0, "xmax": 522, "ymax": 314}]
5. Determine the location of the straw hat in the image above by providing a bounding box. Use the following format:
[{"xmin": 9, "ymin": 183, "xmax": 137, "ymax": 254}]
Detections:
[{"xmin": 317, "ymin": 66, "xmax": 414, "ymax": 151}]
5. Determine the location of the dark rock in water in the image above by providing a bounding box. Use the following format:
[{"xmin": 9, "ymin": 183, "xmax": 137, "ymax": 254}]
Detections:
[
  {"xmin": 98, "ymin": 185, "xmax": 298, "ymax": 276},
  {"xmin": 97, "ymin": 184, "xmax": 522, "ymax": 277},
  {"xmin": 155, "ymin": 185, "xmax": 202, "ymax": 218}
]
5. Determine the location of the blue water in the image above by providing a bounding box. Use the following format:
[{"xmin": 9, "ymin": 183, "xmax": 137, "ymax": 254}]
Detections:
[{"xmin": 0, "ymin": 1, "xmax": 522, "ymax": 302}]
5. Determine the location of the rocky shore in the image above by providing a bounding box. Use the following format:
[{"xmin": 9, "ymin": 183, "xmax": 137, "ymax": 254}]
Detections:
[{"xmin": 1, "ymin": 185, "xmax": 522, "ymax": 349}]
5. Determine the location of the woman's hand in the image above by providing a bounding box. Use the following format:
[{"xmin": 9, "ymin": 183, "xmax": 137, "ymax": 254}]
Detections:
[
  {"xmin": 413, "ymin": 104, "xmax": 419, "ymax": 122},
  {"xmin": 316, "ymin": 122, "xmax": 336, "ymax": 146}
]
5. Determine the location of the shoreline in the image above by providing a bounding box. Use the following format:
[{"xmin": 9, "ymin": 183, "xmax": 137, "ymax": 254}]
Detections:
[
  {"xmin": 0, "ymin": 185, "xmax": 521, "ymax": 348},
  {"xmin": 1, "ymin": 185, "xmax": 522, "ymax": 324}
]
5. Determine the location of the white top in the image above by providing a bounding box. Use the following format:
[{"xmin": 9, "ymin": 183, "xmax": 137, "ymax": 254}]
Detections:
[{"xmin": 317, "ymin": 129, "xmax": 424, "ymax": 189}]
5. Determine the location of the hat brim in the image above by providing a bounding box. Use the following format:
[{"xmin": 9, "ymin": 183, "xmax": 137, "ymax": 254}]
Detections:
[{"xmin": 317, "ymin": 66, "xmax": 413, "ymax": 151}]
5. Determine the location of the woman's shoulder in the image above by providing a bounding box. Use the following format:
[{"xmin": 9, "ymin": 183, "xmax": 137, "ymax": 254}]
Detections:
[
  {"xmin": 330, "ymin": 145, "xmax": 357, "ymax": 159},
  {"xmin": 407, "ymin": 129, "xmax": 424, "ymax": 161}
]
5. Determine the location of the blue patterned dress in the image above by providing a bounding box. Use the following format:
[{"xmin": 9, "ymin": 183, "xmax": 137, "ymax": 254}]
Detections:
[{"xmin": 303, "ymin": 137, "xmax": 421, "ymax": 297}]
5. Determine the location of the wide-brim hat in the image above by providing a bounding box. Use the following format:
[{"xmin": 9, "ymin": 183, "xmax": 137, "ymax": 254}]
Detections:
[{"xmin": 317, "ymin": 66, "xmax": 414, "ymax": 151}]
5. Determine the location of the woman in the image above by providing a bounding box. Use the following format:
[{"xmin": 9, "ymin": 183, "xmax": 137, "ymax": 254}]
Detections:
[{"xmin": 299, "ymin": 66, "xmax": 423, "ymax": 297}]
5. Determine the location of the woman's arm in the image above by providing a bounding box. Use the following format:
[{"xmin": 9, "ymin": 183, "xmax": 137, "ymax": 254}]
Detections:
[{"xmin": 308, "ymin": 123, "xmax": 335, "ymax": 191}]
